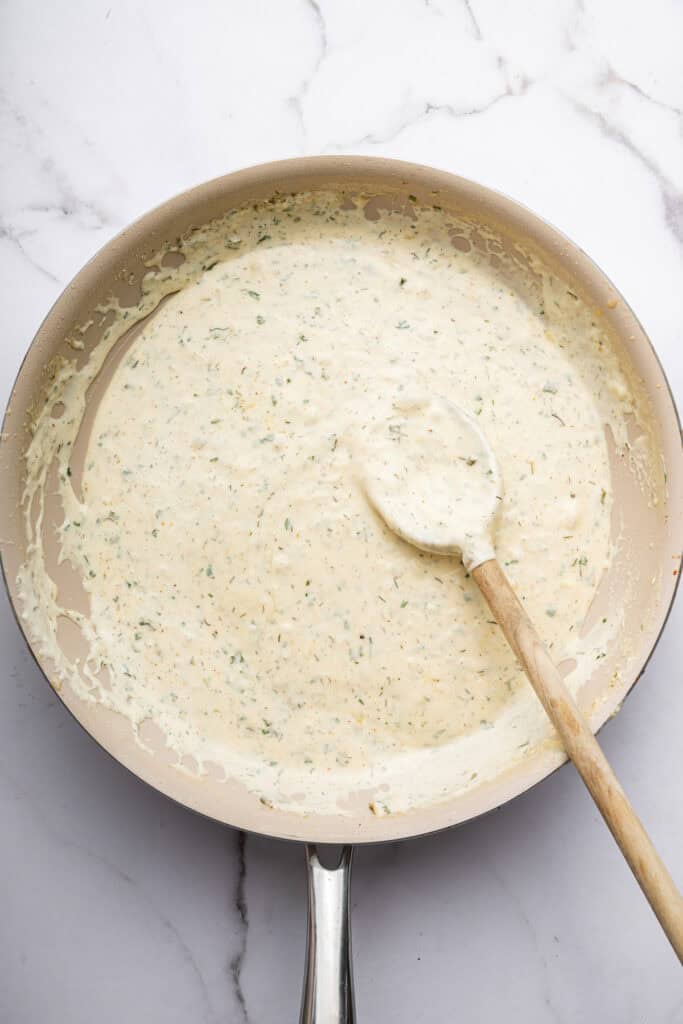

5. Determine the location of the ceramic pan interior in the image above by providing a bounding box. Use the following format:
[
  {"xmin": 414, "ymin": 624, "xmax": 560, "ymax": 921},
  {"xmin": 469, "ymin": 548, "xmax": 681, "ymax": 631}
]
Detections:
[{"xmin": 1, "ymin": 157, "xmax": 681, "ymax": 843}]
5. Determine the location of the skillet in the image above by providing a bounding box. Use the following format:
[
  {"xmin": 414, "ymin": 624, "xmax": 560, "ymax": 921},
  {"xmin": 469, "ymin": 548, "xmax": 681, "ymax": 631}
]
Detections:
[{"xmin": 1, "ymin": 157, "xmax": 681, "ymax": 1020}]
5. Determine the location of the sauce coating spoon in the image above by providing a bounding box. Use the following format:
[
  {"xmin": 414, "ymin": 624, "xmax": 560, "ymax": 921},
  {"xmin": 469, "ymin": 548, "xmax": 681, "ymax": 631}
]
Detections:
[{"xmin": 361, "ymin": 394, "xmax": 683, "ymax": 960}]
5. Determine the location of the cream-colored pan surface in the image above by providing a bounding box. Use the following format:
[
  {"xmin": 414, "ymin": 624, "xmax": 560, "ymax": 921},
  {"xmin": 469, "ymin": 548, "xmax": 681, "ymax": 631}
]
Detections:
[{"xmin": 1, "ymin": 157, "xmax": 680, "ymax": 843}]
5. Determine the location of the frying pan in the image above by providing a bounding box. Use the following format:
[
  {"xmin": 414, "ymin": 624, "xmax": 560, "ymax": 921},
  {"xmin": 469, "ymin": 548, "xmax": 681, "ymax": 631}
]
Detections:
[{"xmin": 1, "ymin": 157, "xmax": 681, "ymax": 1021}]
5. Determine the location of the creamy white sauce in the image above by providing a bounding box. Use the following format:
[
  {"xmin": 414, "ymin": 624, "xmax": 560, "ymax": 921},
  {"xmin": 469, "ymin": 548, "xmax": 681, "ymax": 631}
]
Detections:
[{"xmin": 17, "ymin": 191, "xmax": 657, "ymax": 815}]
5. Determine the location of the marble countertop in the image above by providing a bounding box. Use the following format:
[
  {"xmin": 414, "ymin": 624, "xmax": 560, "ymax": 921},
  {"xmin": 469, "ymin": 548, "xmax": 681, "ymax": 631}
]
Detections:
[{"xmin": 1, "ymin": 1, "xmax": 682, "ymax": 1020}]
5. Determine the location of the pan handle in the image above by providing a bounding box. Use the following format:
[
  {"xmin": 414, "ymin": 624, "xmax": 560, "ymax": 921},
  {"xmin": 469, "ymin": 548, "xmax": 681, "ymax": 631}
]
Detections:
[{"xmin": 300, "ymin": 845, "xmax": 355, "ymax": 1023}]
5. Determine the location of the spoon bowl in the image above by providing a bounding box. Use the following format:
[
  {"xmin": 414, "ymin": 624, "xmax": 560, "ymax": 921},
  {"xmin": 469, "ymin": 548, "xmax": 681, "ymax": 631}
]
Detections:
[{"xmin": 359, "ymin": 395, "xmax": 502, "ymax": 570}]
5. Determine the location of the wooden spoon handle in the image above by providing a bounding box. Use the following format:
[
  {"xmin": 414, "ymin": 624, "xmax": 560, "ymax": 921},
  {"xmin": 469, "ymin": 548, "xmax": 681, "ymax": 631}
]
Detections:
[{"xmin": 472, "ymin": 557, "xmax": 683, "ymax": 961}]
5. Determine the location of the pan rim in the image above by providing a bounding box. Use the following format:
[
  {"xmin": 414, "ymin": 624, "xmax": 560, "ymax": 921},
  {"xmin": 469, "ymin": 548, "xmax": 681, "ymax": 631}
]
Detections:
[{"xmin": 1, "ymin": 155, "xmax": 681, "ymax": 844}]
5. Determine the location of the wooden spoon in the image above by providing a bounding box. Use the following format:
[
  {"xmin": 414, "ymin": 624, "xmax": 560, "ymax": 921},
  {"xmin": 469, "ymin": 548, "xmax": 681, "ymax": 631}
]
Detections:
[{"xmin": 361, "ymin": 395, "xmax": 683, "ymax": 960}]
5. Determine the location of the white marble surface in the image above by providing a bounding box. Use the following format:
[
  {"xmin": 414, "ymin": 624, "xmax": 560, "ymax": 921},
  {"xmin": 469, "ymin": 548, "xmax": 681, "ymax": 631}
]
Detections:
[{"xmin": 1, "ymin": 1, "xmax": 682, "ymax": 1020}]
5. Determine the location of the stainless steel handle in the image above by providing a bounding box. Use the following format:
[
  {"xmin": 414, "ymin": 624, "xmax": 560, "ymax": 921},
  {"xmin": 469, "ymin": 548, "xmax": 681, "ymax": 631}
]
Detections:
[{"xmin": 300, "ymin": 845, "xmax": 355, "ymax": 1024}]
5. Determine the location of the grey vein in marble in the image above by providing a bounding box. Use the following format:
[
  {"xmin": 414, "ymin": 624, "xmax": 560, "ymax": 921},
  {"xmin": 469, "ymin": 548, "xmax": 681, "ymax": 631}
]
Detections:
[
  {"xmin": 567, "ymin": 96, "xmax": 683, "ymax": 246},
  {"xmin": 288, "ymin": 0, "xmax": 328, "ymax": 148},
  {"xmin": 230, "ymin": 832, "xmax": 251, "ymax": 1024},
  {"xmin": 0, "ymin": 759, "xmax": 217, "ymax": 1024},
  {"xmin": 0, "ymin": 216, "xmax": 60, "ymax": 283}
]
